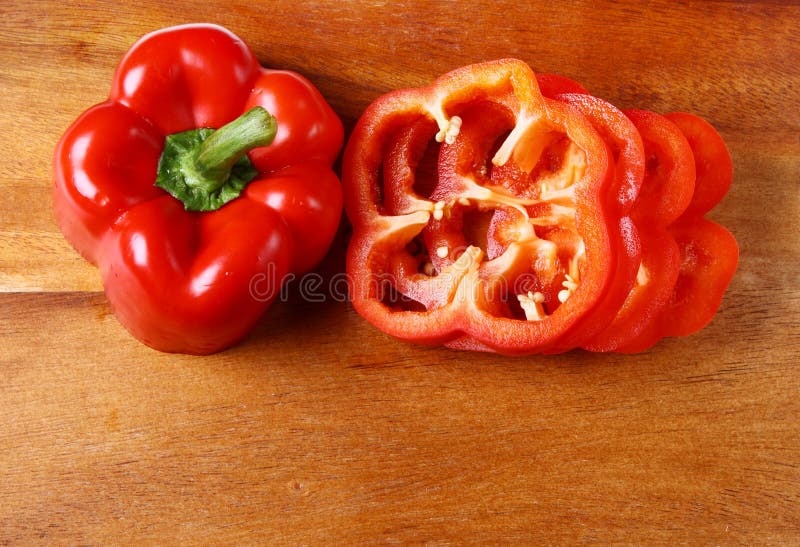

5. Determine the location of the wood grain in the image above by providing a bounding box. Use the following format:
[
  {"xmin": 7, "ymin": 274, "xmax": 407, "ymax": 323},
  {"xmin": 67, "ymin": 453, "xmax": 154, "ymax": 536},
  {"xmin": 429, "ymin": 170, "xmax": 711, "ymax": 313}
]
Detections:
[{"xmin": 1, "ymin": 0, "xmax": 799, "ymax": 543}]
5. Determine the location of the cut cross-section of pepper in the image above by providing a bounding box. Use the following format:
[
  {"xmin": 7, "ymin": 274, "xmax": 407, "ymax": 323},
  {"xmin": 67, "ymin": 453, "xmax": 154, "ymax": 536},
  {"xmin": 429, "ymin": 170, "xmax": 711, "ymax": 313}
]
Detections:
[
  {"xmin": 344, "ymin": 60, "xmax": 739, "ymax": 355},
  {"xmin": 343, "ymin": 59, "xmax": 618, "ymax": 354}
]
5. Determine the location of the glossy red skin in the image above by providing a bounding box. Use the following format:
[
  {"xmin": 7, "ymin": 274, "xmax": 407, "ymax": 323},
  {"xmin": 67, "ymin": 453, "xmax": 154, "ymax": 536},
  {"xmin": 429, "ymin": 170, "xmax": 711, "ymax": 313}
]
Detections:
[
  {"xmin": 244, "ymin": 162, "xmax": 342, "ymax": 274},
  {"xmin": 109, "ymin": 25, "xmax": 257, "ymax": 135},
  {"xmin": 664, "ymin": 112, "xmax": 733, "ymax": 217},
  {"xmin": 641, "ymin": 114, "xmax": 737, "ymax": 343},
  {"xmin": 99, "ymin": 197, "xmax": 293, "ymax": 354},
  {"xmin": 343, "ymin": 60, "xmax": 615, "ymax": 354},
  {"xmin": 624, "ymin": 110, "xmax": 695, "ymax": 228},
  {"xmin": 245, "ymin": 71, "xmax": 344, "ymax": 173},
  {"xmin": 584, "ymin": 110, "xmax": 694, "ymax": 352},
  {"xmin": 53, "ymin": 24, "xmax": 343, "ymax": 354},
  {"xmin": 53, "ymin": 102, "xmax": 164, "ymax": 265},
  {"xmin": 536, "ymin": 73, "xmax": 590, "ymax": 98},
  {"xmin": 545, "ymin": 93, "xmax": 645, "ymax": 352}
]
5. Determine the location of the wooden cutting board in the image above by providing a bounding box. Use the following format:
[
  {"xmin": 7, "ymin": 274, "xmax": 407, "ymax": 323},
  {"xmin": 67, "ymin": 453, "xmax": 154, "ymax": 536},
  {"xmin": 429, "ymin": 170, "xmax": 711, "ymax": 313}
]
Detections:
[{"xmin": 2, "ymin": 0, "xmax": 798, "ymax": 543}]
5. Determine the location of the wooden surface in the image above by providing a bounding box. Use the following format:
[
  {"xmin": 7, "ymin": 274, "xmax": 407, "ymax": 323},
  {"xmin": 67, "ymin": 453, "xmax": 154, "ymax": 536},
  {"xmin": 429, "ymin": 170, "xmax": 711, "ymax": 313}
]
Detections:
[{"xmin": 1, "ymin": 0, "xmax": 799, "ymax": 543}]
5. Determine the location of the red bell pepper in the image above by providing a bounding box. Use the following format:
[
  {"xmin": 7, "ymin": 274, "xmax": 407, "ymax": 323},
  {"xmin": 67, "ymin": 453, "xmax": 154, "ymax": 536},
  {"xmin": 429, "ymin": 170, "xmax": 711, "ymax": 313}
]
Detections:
[
  {"xmin": 584, "ymin": 110, "xmax": 694, "ymax": 352},
  {"xmin": 343, "ymin": 59, "xmax": 617, "ymax": 354},
  {"xmin": 662, "ymin": 112, "xmax": 737, "ymax": 337},
  {"xmin": 592, "ymin": 111, "xmax": 737, "ymax": 352},
  {"xmin": 53, "ymin": 24, "xmax": 343, "ymax": 354},
  {"xmin": 343, "ymin": 60, "xmax": 737, "ymax": 354},
  {"xmin": 664, "ymin": 112, "xmax": 734, "ymax": 218},
  {"xmin": 659, "ymin": 217, "xmax": 738, "ymax": 337},
  {"xmin": 633, "ymin": 113, "xmax": 738, "ymax": 344},
  {"xmin": 544, "ymin": 93, "xmax": 644, "ymax": 352}
]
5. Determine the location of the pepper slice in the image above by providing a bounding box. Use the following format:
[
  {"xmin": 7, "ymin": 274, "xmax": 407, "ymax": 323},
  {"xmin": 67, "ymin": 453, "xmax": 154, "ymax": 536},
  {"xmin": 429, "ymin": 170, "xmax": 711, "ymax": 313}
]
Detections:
[
  {"xmin": 664, "ymin": 112, "xmax": 734, "ymax": 218},
  {"xmin": 343, "ymin": 59, "xmax": 616, "ymax": 354},
  {"xmin": 543, "ymin": 93, "xmax": 645, "ymax": 352},
  {"xmin": 660, "ymin": 218, "xmax": 738, "ymax": 337},
  {"xmin": 583, "ymin": 110, "xmax": 694, "ymax": 352},
  {"xmin": 344, "ymin": 61, "xmax": 739, "ymax": 354},
  {"xmin": 645, "ymin": 112, "xmax": 738, "ymax": 341}
]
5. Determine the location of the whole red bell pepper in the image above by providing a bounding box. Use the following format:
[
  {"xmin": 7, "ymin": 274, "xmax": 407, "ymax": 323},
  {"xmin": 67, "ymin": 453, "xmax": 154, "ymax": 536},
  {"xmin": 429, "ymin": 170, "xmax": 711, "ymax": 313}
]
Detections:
[{"xmin": 53, "ymin": 24, "xmax": 344, "ymax": 354}]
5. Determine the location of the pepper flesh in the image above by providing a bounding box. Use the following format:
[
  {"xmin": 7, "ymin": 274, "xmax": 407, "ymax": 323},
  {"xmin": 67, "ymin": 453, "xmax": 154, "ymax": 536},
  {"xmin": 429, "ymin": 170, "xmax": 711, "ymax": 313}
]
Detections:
[
  {"xmin": 343, "ymin": 59, "xmax": 616, "ymax": 354},
  {"xmin": 583, "ymin": 110, "xmax": 694, "ymax": 352},
  {"xmin": 622, "ymin": 112, "xmax": 738, "ymax": 349},
  {"xmin": 343, "ymin": 60, "xmax": 737, "ymax": 354},
  {"xmin": 54, "ymin": 24, "xmax": 344, "ymax": 354}
]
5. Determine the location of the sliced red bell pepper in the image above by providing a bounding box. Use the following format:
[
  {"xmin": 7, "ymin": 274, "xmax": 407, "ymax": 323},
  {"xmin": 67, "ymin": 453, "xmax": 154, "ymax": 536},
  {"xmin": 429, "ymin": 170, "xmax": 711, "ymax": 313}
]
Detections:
[
  {"xmin": 343, "ymin": 59, "xmax": 616, "ymax": 354},
  {"xmin": 584, "ymin": 226, "xmax": 681, "ymax": 352},
  {"xmin": 624, "ymin": 109, "xmax": 696, "ymax": 228},
  {"xmin": 543, "ymin": 93, "xmax": 645, "ymax": 352},
  {"xmin": 660, "ymin": 217, "xmax": 738, "ymax": 337},
  {"xmin": 344, "ymin": 59, "xmax": 738, "ymax": 355},
  {"xmin": 644, "ymin": 112, "xmax": 738, "ymax": 341},
  {"xmin": 664, "ymin": 112, "xmax": 734, "ymax": 218},
  {"xmin": 603, "ymin": 111, "xmax": 738, "ymax": 352},
  {"xmin": 615, "ymin": 217, "xmax": 737, "ymax": 353},
  {"xmin": 54, "ymin": 24, "xmax": 343, "ymax": 354},
  {"xmin": 583, "ymin": 110, "xmax": 695, "ymax": 352},
  {"xmin": 438, "ymin": 91, "xmax": 662, "ymax": 355}
]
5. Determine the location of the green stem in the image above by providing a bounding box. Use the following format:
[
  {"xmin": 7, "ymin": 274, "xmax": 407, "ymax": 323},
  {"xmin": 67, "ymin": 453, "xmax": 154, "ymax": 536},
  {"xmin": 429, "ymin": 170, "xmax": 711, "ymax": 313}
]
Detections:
[
  {"xmin": 155, "ymin": 106, "xmax": 278, "ymax": 212},
  {"xmin": 193, "ymin": 107, "xmax": 277, "ymax": 193}
]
